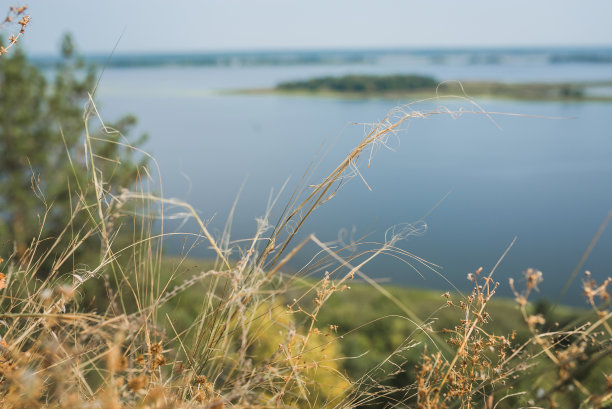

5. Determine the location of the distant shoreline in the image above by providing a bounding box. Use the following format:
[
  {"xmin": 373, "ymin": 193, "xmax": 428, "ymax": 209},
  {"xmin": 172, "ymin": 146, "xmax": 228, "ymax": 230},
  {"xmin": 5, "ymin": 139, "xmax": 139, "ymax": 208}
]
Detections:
[{"xmin": 30, "ymin": 46, "xmax": 612, "ymax": 69}]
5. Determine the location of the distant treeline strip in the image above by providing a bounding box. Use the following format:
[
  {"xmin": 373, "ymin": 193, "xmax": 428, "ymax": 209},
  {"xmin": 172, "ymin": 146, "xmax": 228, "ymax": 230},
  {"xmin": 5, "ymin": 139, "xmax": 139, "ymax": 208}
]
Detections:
[
  {"xmin": 273, "ymin": 74, "xmax": 612, "ymax": 101},
  {"xmin": 277, "ymin": 74, "xmax": 438, "ymax": 93},
  {"xmin": 29, "ymin": 48, "xmax": 612, "ymax": 69}
]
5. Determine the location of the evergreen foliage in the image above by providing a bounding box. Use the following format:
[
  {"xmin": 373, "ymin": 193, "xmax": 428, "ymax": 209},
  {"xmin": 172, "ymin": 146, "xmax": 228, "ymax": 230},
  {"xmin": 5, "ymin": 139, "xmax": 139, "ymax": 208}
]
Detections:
[{"xmin": 0, "ymin": 34, "xmax": 146, "ymax": 260}]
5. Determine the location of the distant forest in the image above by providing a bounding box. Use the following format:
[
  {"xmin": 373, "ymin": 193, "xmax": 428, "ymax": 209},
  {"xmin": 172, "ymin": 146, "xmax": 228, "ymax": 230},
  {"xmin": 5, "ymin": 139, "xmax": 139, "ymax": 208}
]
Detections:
[
  {"xmin": 28, "ymin": 48, "xmax": 612, "ymax": 69},
  {"xmin": 277, "ymin": 74, "xmax": 438, "ymax": 93}
]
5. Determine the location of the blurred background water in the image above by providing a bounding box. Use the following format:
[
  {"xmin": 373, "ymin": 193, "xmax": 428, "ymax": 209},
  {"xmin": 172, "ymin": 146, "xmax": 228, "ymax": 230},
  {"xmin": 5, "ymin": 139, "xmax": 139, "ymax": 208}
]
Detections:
[{"xmin": 92, "ymin": 48, "xmax": 612, "ymax": 303}]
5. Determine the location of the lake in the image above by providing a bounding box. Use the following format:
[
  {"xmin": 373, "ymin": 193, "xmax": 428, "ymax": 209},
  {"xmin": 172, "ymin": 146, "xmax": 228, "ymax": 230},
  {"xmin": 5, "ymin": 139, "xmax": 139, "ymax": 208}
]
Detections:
[{"xmin": 95, "ymin": 51, "xmax": 612, "ymax": 303}]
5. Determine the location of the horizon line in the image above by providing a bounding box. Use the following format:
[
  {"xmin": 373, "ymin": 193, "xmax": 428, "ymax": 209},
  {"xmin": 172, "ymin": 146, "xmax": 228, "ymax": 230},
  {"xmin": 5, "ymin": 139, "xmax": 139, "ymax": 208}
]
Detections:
[{"xmin": 26, "ymin": 44, "xmax": 612, "ymax": 58}]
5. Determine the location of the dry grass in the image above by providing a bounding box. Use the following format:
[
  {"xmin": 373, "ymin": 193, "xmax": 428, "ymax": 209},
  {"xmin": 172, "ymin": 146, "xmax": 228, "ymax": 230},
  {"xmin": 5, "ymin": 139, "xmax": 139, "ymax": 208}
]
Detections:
[
  {"xmin": 0, "ymin": 91, "xmax": 610, "ymax": 409},
  {"xmin": 0, "ymin": 5, "xmax": 29, "ymax": 56}
]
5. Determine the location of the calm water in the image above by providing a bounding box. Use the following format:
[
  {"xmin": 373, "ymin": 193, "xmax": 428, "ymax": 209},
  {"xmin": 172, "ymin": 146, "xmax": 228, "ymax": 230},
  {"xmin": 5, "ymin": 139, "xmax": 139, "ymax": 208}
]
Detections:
[{"xmin": 95, "ymin": 57, "xmax": 612, "ymax": 304}]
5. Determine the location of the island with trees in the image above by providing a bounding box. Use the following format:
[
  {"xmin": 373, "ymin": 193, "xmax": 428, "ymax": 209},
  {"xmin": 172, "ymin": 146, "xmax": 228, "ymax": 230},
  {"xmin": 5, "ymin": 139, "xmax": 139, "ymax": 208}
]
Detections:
[{"xmin": 240, "ymin": 73, "xmax": 612, "ymax": 101}]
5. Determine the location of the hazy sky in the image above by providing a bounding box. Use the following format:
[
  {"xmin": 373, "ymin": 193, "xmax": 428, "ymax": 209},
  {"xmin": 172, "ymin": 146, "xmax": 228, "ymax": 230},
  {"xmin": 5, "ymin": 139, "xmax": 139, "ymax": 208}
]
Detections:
[{"xmin": 13, "ymin": 1, "xmax": 612, "ymax": 55}]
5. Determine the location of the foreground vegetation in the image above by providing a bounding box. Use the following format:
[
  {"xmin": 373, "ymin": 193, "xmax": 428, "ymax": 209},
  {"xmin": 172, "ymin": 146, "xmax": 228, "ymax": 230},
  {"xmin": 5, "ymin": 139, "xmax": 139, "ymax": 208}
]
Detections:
[
  {"xmin": 158, "ymin": 257, "xmax": 611, "ymax": 408},
  {"xmin": 245, "ymin": 74, "xmax": 612, "ymax": 101}
]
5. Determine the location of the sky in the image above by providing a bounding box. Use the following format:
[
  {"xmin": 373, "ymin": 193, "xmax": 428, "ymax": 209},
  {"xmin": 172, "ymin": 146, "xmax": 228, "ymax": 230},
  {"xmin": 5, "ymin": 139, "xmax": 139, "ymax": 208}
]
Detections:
[{"xmin": 10, "ymin": 0, "xmax": 612, "ymax": 55}]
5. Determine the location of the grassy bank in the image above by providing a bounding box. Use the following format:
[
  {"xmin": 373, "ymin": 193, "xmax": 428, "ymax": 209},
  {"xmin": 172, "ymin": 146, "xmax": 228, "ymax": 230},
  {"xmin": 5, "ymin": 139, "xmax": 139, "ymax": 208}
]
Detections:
[{"xmin": 146, "ymin": 257, "xmax": 590, "ymax": 376}]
